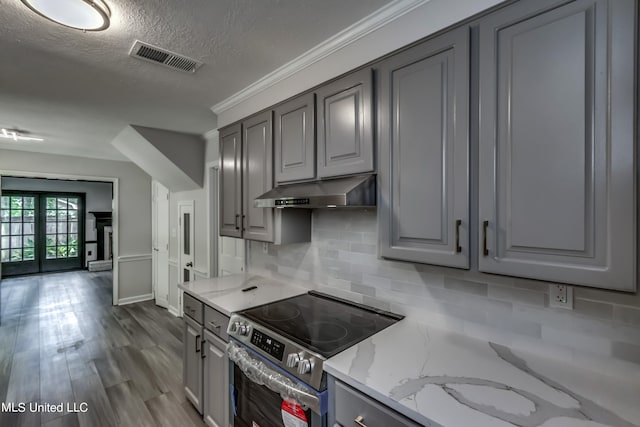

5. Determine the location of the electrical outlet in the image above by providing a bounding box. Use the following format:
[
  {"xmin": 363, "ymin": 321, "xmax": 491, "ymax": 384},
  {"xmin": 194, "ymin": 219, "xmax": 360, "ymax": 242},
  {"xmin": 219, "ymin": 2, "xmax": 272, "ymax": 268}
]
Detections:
[{"xmin": 549, "ymin": 284, "xmax": 573, "ymax": 309}]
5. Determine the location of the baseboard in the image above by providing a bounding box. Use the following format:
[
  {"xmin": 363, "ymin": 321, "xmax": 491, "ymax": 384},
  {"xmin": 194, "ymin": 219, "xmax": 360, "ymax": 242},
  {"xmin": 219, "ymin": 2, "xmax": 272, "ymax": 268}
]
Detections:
[
  {"xmin": 168, "ymin": 305, "xmax": 181, "ymax": 317},
  {"xmin": 118, "ymin": 293, "xmax": 154, "ymax": 306}
]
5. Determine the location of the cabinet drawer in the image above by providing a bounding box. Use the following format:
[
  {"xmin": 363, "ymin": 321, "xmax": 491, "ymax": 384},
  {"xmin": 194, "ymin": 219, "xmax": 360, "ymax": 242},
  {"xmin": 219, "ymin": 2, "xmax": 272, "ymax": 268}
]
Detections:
[
  {"xmin": 334, "ymin": 380, "xmax": 420, "ymax": 427},
  {"xmin": 183, "ymin": 293, "xmax": 203, "ymax": 324},
  {"xmin": 204, "ymin": 305, "xmax": 230, "ymax": 341}
]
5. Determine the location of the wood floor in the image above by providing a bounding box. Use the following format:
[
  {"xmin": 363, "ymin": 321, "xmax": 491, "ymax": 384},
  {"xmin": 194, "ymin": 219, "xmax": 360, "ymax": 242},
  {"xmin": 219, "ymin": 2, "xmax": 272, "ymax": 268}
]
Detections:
[{"xmin": 0, "ymin": 270, "xmax": 206, "ymax": 427}]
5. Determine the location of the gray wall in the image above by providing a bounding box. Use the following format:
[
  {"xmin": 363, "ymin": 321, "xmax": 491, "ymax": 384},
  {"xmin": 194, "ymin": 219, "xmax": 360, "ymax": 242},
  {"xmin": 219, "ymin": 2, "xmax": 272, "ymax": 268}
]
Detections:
[
  {"xmin": 0, "ymin": 149, "xmax": 152, "ymax": 301},
  {"xmin": 248, "ymin": 209, "xmax": 640, "ymax": 366},
  {"xmin": 1, "ymin": 176, "xmax": 112, "ymax": 243}
]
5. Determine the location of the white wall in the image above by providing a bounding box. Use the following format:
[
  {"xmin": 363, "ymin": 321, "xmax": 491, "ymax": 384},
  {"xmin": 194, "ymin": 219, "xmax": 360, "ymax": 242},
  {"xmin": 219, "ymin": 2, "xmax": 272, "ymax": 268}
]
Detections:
[
  {"xmin": 0, "ymin": 149, "xmax": 152, "ymax": 301},
  {"xmin": 216, "ymin": 0, "xmax": 504, "ymax": 126}
]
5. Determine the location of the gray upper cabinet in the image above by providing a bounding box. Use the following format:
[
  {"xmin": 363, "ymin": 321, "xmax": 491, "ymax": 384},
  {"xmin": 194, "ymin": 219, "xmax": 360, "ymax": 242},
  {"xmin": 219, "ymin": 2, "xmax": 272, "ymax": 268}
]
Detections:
[
  {"xmin": 219, "ymin": 124, "xmax": 242, "ymax": 238},
  {"xmin": 316, "ymin": 68, "xmax": 374, "ymax": 178},
  {"xmin": 274, "ymin": 93, "xmax": 316, "ymax": 184},
  {"xmin": 478, "ymin": 0, "xmax": 636, "ymax": 290},
  {"xmin": 379, "ymin": 27, "xmax": 470, "ymax": 269},
  {"xmin": 242, "ymin": 111, "xmax": 274, "ymax": 242}
]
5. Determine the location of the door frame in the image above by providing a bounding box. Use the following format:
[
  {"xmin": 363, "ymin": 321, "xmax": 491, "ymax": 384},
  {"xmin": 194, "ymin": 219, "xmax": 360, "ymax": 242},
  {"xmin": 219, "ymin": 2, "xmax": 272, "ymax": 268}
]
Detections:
[{"xmin": 0, "ymin": 171, "xmax": 120, "ymax": 305}]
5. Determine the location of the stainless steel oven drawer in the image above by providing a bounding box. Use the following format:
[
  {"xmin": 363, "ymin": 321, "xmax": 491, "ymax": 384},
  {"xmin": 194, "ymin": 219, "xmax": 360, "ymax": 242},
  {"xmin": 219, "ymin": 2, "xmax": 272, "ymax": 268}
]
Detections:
[
  {"xmin": 204, "ymin": 305, "xmax": 229, "ymax": 341},
  {"xmin": 333, "ymin": 379, "xmax": 421, "ymax": 427},
  {"xmin": 183, "ymin": 293, "xmax": 203, "ymax": 323}
]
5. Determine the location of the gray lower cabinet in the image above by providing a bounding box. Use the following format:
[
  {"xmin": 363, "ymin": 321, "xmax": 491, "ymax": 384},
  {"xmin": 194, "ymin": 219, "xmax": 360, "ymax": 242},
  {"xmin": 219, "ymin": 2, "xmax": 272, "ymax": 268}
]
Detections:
[
  {"xmin": 274, "ymin": 93, "xmax": 316, "ymax": 184},
  {"xmin": 316, "ymin": 68, "xmax": 374, "ymax": 178},
  {"xmin": 184, "ymin": 314, "xmax": 204, "ymax": 414},
  {"xmin": 219, "ymin": 124, "xmax": 243, "ymax": 238},
  {"xmin": 242, "ymin": 111, "xmax": 274, "ymax": 242},
  {"xmin": 378, "ymin": 26, "xmax": 470, "ymax": 269},
  {"xmin": 478, "ymin": 0, "xmax": 637, "ymax": 291},
  {"xmin": 203, "ymin": 330, "xmax": 228, "ymax": 427},
  {"xmin": 329, "ymin": 377, "xmax": 421, "ymax": 427}
]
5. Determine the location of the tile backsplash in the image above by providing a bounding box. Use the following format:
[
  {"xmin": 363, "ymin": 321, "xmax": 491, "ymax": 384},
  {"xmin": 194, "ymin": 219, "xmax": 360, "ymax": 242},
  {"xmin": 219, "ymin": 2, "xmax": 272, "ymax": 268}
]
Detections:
[{"xmin": 247, "ymin": 209, "xmax": 640, "ymax": 366}]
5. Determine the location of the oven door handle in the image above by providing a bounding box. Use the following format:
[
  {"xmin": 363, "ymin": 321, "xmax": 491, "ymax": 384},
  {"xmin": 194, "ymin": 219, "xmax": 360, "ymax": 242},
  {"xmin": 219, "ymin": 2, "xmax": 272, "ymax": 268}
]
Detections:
[{"xmin": 227, "ymin": 341, "xmax": 322, "ymax": 415}]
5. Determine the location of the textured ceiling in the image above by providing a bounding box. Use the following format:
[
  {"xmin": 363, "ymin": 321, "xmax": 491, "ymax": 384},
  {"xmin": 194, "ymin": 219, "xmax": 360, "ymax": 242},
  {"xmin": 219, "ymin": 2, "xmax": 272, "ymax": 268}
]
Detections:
[{"xmin": 0, "ymin": 0, "xmax": 391, "ymax": 161}]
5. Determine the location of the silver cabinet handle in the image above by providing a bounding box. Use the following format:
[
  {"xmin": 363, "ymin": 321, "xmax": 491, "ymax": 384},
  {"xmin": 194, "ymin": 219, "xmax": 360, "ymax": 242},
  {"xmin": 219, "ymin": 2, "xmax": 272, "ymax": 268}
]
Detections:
[
  {"xmin": 208, "ymin": 321, "xmax": 220, "ymax": 330},
  {"xmin": 354, "ymin": 416, "xmax": 367, "ymax": 427},
  {"xmin": 195, "ymin": 335, "xmax": 201, "ymax": 353},
  {"xmin": 455, "ymin": 219, "xmax": 462, "ymax": 253}
]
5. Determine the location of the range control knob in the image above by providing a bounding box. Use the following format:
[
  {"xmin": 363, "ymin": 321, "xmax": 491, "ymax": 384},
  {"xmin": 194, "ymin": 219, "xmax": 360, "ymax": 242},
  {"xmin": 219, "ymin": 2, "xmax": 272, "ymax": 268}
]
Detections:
[
  {"xmin": 286, "ymin": 353, "xmax": 301, "ymax": 368},
  {"xmin": 229, "ymin": 321, "xmax": 240, "ymax": 333},
  {"xmin": 297, "ymin": 359, "xmax": 313, "ymax": 375},
  {"xmin": 238, "ymin": 324, "xmax": 251, "ymax": 336}
]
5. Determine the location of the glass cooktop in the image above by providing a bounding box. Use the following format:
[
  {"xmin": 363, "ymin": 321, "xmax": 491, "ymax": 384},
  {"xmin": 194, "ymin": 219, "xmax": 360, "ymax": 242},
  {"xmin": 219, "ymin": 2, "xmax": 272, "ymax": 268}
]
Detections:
[{"xmin": 238, "ymin": 291, "xmax": 403, "ymax": 358}]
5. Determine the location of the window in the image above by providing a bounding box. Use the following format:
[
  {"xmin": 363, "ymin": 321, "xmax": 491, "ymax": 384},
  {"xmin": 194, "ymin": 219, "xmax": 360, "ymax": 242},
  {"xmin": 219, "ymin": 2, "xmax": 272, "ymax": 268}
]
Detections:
[
  {"xmin": 1, "ymin": 195, "xmax": 36, "ymax": 262},
  {"xmin": 45, "ymin": 197, "xmax": 79, "ymax": 259}
]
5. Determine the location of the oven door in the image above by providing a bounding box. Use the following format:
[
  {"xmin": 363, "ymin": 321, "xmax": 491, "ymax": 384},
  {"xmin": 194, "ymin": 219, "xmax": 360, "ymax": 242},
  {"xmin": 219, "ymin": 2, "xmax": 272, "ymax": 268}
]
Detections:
[{"xmin": 227, "ymin": 340, "xmax": 327, "ymax": 427}]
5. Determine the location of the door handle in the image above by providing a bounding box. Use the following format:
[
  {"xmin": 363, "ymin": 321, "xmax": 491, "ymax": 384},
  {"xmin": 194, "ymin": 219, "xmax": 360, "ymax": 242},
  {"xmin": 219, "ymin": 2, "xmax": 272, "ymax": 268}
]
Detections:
[
  {"xmin": 186, "ymin": 262, "xmax": 193, "ymax": 268},
  {"xmin": 195, "ymin": 335, "xmax": 201, "ymax": 353},
  {"xmin": 455, "ymin": 219, "xmax": 462, "ymax": 253},
  {"xmin": 235, "ymin": 214, "xmax": 240, "ymax": 230},
  {"xmin": 242, "ymin": 214, "xmax": 246, "ymax": 231},
  {"xmin": 482, "ymin": 220, "xmax": 489, "ymax": 256},
  {"xmin": 201, "ymin": 340, "xmax": 206, "ymax": 359}
]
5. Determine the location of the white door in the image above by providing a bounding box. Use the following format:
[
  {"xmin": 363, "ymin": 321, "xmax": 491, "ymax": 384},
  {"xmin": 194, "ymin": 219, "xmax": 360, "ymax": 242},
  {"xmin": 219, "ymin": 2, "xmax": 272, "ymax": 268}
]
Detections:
[
  {"xmin": 152, "ymin": 181, "xmax": 170, "ymax": 308},
  {"xmin": 218, "ymin": 237, "xmax": 244, "ymax": 276},
  {"xmin": 179, "ymin": 200, "xmax": 195, "ymax": 289}
]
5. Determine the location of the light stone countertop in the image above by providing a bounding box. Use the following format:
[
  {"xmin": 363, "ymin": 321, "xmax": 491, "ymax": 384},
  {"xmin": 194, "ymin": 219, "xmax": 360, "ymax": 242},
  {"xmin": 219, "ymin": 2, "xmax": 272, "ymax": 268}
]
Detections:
[
  {"xmin": 177, "ymin": 273, "xmax": 310, "ymax": 316},
  {"xmin": 324, "ymin": 319, "xmax": 640, "ymax": 427}
]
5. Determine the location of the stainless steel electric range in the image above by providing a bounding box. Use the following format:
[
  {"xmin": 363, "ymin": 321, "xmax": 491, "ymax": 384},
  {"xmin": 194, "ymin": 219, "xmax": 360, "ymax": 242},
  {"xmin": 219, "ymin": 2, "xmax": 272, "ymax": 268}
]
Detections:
[{"xmin": 227, "ymin": 290, "xmax": 403, "ymax": 427}]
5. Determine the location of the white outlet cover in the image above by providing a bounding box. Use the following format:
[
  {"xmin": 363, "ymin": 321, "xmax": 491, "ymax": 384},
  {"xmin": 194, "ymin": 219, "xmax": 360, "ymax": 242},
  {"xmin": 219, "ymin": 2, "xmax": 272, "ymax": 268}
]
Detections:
[{"xmin": 549, "ymin": 284, "xmax": 574, "ymax": 310}]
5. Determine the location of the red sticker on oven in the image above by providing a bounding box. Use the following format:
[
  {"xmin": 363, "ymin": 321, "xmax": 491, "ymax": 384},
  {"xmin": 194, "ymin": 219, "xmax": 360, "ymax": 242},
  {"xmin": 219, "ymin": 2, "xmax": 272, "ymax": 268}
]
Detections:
[{"xmin": 281, "ymin": 400, "xmax": 308, "ymax": 427}]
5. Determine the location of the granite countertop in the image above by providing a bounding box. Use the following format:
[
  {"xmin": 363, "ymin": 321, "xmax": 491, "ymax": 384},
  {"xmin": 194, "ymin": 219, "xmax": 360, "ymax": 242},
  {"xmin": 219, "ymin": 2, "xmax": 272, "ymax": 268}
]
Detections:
[
  {"xmin": 325, "ymin": 319, "xmax": 640, "ymax": 427},
  {"xmin": 177, "ymin": 273, "xmax": 309, "ymax": 316}
]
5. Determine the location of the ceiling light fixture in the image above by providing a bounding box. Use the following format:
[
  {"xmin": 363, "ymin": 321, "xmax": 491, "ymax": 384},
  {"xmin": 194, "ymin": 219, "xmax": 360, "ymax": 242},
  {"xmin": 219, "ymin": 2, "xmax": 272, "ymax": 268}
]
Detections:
[
  {"xmin": 1, "ymin": 129, "xmax": 44, "ymax": 143},
  {"xmin": 21, "ymin": 0, "xmax": 111, "ymax": 31}
]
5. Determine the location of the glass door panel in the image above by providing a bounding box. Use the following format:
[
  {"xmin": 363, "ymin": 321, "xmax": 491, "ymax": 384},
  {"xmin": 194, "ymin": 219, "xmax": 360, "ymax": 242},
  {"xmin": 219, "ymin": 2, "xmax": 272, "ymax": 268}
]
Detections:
[
  {"xmin": 0, "ymin": 194, "xmax": 39, "ymax": 276},
  {"xmin": 41, "ymin": 195, "xmax": 83, "ymax": 273},
  {"xmin": 1, "ymin": 192, "xmax": 84, "ymax": 277}
]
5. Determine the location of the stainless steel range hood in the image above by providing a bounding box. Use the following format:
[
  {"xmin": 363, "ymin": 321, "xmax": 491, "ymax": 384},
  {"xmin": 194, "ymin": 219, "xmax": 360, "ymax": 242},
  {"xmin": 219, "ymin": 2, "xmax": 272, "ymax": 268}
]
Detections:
[{"xmin": 254, "ymin": 175, "xmax": 376, "ymax": 208}]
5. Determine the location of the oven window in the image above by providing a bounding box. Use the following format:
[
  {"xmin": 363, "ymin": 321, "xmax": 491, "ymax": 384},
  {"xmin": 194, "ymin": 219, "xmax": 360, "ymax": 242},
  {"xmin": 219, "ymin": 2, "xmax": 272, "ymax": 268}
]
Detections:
[{"xmin": 233, "ymin": 364, "xmax": 313, "ymax": 427}]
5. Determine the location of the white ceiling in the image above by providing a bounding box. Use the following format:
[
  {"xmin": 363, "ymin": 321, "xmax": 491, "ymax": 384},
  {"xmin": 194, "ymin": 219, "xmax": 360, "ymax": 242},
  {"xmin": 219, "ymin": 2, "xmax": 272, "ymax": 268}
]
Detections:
[{"xmin": 0, "ymin": 0, "xmax": 392, "ymax": 161}]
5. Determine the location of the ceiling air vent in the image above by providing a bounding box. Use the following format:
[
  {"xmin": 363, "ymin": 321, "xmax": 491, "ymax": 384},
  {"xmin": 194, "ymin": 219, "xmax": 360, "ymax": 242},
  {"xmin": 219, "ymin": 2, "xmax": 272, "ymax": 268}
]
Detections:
[{"xmin": 129, "ymin": 40, "xmax": 203, "ymax": 73}]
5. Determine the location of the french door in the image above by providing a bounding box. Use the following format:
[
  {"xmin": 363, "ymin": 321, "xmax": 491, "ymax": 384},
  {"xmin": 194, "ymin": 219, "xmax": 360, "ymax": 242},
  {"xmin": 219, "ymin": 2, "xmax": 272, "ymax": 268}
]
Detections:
[{"xmin": 1, "ymin": 192, "xmax": 84, "ymax": 277}]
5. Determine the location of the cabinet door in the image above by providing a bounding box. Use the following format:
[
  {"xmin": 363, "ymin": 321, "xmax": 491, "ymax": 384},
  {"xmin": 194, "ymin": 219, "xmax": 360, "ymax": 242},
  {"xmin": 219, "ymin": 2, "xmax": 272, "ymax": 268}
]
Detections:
[
  {"xmin": 379, "ymin": 27, "xmax": 470, "ymax": 268},
  {"xmin": 478, "ymin": 0, "xmax": 636, "ymax": 291},
  {"xmin": 274, "ymin": 93, "xmax": 316, "ymax": 184},
  {"xmin": 316, "ymin": 68, "xmax": 374, "ymax": 178},
  {"xmin": 242, "ymin": 111, "xmax": 274, "ymax": 242},
  {"xmin": 183, "ymin": 318, "xmax": 203, "ymax": 414},
  {"xmin": 219, "ymin": 124, "xmax": 242, "ymax": 238},
  {"xmin": 203, "ymin": 331, "xmax": 228, "ymax": 427}
]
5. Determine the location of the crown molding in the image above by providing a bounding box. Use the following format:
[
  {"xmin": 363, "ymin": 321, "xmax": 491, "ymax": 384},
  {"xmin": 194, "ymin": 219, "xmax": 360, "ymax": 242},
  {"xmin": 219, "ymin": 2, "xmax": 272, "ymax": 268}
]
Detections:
[{"xmin": 211, "ymin": 0, "xmax": 429, "ymax": 115}]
